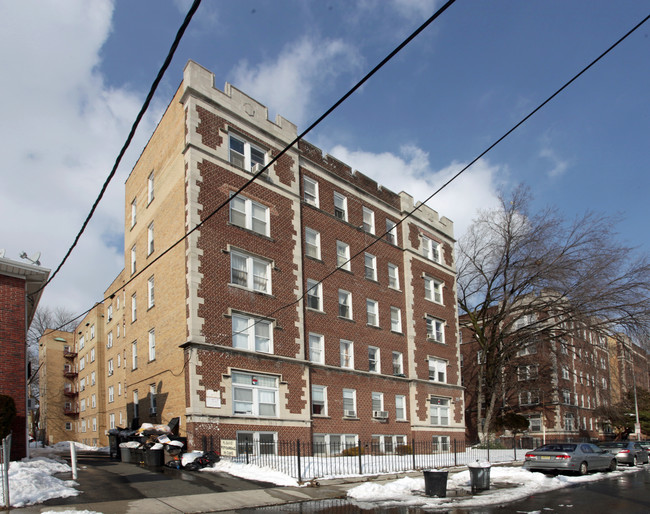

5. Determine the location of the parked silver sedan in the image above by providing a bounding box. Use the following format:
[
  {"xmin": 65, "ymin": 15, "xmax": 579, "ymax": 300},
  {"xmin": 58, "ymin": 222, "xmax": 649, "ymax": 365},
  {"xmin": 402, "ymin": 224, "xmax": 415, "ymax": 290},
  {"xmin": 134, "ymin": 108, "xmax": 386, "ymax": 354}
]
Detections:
[
  {"xmin": 523, "ymin": 443, "xmax": 617, "ymax": 475},
  {"xmin": 597, "ymin": 441, "xmax": 649, "ymax": 466}
]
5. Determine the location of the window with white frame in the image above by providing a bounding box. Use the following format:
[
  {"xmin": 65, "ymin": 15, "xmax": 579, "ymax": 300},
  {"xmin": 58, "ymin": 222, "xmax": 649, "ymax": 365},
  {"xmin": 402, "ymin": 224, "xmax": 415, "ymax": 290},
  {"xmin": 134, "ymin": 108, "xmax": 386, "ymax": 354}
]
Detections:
[
  {"xmin": 131, "ymin": 293, "xmax": 137, "ymax": 322},
  {"xmin": 424, "ymin": 276, "xmax": 443, "ymax": 304},
  {"xmin": 309, "ymin": 333, "xmax": 324, "ymax": 364},
  {"xmin": 231, "ymin": 250, "xmax": 272, "ymax": 293},
  {"xmin": 107, "ymin": 304, "xmax": 113, "ymax": 322},
  {"xmin": 432, "ymin": 436, "xmax": 450, "ymax": 451},
  {"xmin": 232, "ymin": 371, "xmax": 278, "ymax": 417},
  {"xmin": 562, "ymin": 389, "xmax": 572, "ymax": 404},
  {"xmin": 368, "ymin": 346, "xmax": 380, "ymax": 373},
  {"xmin": 421, "ymin": 236, "xmax": 441, "ymax": 263},
  {"xmin": 132, "ymin": 341, "xmax": 138, "ymax": 369},
  {"xmin": 232, "ymin": 313, "xmax": 273, "ymax": 353},
  {"xmin": 338, "ymin": 289, "xmax": 352, "ymax": 319},
  {"xmin": 150, "ymin": 384, "xmax": 157, "ymax": 414},
  {"xmin": 80, "ymin": 357, "xmax": 85, "ymax": 371},
  {"xmin": 91, "ymin": 393, "xmax": 96, "ymax": 408},
  {"xmin": 528, "ymin": 415, "xmax": 542, "ymax": 432},
  {"xmin": 306, "ymin": 279, "xmax": 323, "ymax": 311},
  {"xmin": 148, "ymin": 276, "xmax": 154, "ymax": 308},
  {"xmin": 429, "ymin": 397, "xmax": 450, "ymax": 426},
  {"xmin": 91, "ymin": 370, "xmax": 96, "ymax": 386},
  {"xmin": 564, "ymin": 412, "xmax": 574, "ymax": 431},
  {"xmin": 366, "ymin": 299, "xmax": 379, "ymax": 326},
  {"xmin": 90, "ymin": 324, "xmax": 95, "ymax": 339},
  {"xmin": 390, "ymin": 307, "xmax": 402, "ymax": 333},
  {"xmin": 108, "ymin": 386, "xmax": 114, "ymax": 403},
  {"xmin": 108, "ymin": 359, "xmax": 114, "ymax": 376},
  {"xmin": 229, "ymin": 133, "xmax": 265, "ymax": 171},
  {"xmin": 92, "ymin": 417, "xmax": 97, "ymax": 432},
  {"xmin": 386, "ymin": 219, "xmax": 397, "ymax": 244},
  {"xmin": 107, "ymin": 331, "xmax": 113, "ymax": 349},
  {"xmin": 392, "ymin": 351, "xmax": 404, "ymax": 375},
  {"xmin": 519, "ymin": 390, "xmax": 540, "ymax": 405},
  {"xmin": 80, "ymin": 378, "xmax": 85, "ymax": 391},
  {"xmin": 79, "ymin": 335, "xmax": 84, "ymax": 350},
  {"xmin": 313, "ymin": 433, "xmax": 358, "ymax": 455},
  {"xmin": 118, "ymin": 382, "xmax": 121, "ymax": 396},
  {"xmin": 343, "ymin": 389, "xmax": 356, "ymax": 417},
  {"xmin": 230, "ymin": 194, "xmax": 270, "ymax": 236},
  {"xmin": 561, "ymin": 366, "xmax": 570, "ymax": 380},
  {"xmin": 371, "ymin": 392, "xmax": 384, "ymax": 413},
  {"xmin": 303, "ymin": 177, "xmax": 319, "ymax": 207},
  {"xmin": 312, "ymin": 385, "xmax": 327, "ymax": 416},
  {"xmin": 516, "ymin": 340, "xmax": 538, "ymax": 356},
  {"xmin": 336, "ymin": 240, "xmax": 351, "ymax": 270},
  {"xmin": 148, "ymin": 222, "xmax": 154, "ymax": 255},
  {"xmin": 428, "ymin": 357, "xmax": 447, "ymax": 383},
  {"xmin": 65, "ymin": 421, "xmax": 72, "ymax": 431},
  {"xmin": 364, "ymin": 253, "xmax": 377, "ymax": 281},
  {"xmin": 305, "ymin": 227, "xmax": 321, "ymax": 259},
  {"xmin": 131, "ymin": 245, "xmax": 136, "ymax": 275},
  {"xmin": 90, "ymin": 347, "xmax": 95, "ymax": 362},
  {"xmin": 109, "ymin": 413, "xmax": 116, "ymax": 429},
  {"xmin": 131, "ymin": 198, "xmax": 137, "ymax": 228},
  {"xmin": 333, "ymin": 192, "xmax": 348, "ymax": 221},
  {"xmin": 426, "ymin": 316, "xmax": 445, "ymax": 343},
  {"xmin": 340, "ymin": 340, "xmax": 354, "ymax": 369},
  {"xmin": 81, "ymin": 419, "xmax": 87, "ymax": 432},
  {"xmin": 117, "ymin": 354, "xmax": 121, "ymax": 368},
  {"xmin": 362, "ymin": 207, "xmax": 375, "ymax": 234},
  {"xmin": 395, "ymin": 395, "xmax": 406, "ymax": 420},
  {"xmin": 147, "ymin": 171, "xmax": 154, "ymax": 204},
  {"xmin": 388, "ymin": 263, "xmax": 399, "ymax": 289},
  {"xmin": 81, "ymin": 398, "xmax": 86, "ymax": 411},
  {"xmin": 517, "ymin": 364, "xmax": 538, "ymax": 381},
  {"xmin": 133, "ymin": 390, "xmax": 139, "ymax": 418},
  {"xmin": 148, "ymin": 329, "xmax": 156, "ymax": 361}
]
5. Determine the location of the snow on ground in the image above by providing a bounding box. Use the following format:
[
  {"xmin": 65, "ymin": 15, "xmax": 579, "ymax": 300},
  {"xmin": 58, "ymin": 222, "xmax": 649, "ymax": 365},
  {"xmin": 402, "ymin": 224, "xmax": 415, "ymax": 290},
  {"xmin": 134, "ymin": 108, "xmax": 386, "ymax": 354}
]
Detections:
[
  {"xmin": 203, "ymin": 459, "xmax": 301, "ymax": 487},
  {"xmin": 0, "ymin": 457, "xmax": 80, "ymax": 508},
  {"xmin": 347, "ymin": 464, "xmax": 647, "ymax": 511}
]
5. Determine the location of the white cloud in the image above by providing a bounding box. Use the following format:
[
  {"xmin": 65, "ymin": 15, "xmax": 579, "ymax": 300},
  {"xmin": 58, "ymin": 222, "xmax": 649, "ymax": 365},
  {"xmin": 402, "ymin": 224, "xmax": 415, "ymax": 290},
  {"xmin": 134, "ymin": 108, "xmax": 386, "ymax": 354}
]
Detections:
[
  {"xmin": 0, "ymin": 0, "xmax": 154, "ymax": 314},
  {"xmin": 230, "ymin": 37, "xmax": 362, "ymax": 127},
  {"xmin": 328, "ymin": 144, "xmax": 504, "ymax": 238},
  {"xmin": 540, "ymin": 146, "xmax": 569, "ymax": 178},
  {"xmin": 389, "ymin": 0, "xmax": 442, "ymax": 20}
]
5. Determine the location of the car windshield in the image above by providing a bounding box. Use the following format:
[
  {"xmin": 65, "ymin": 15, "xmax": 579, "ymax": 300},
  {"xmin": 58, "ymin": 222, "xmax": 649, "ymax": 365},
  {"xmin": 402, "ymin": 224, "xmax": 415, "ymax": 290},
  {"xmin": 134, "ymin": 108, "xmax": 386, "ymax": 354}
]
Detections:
[{"xmin": 536, "ymin": 444, "xmax": 576, "ymax": 452}]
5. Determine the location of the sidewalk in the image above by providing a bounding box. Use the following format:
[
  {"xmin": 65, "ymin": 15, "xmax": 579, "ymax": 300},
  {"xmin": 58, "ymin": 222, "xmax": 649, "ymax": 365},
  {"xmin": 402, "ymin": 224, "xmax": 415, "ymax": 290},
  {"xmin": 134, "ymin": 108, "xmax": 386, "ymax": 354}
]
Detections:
[{"xmin": 15, "ymin": 452, "xmax": 427, "ymax": 513}]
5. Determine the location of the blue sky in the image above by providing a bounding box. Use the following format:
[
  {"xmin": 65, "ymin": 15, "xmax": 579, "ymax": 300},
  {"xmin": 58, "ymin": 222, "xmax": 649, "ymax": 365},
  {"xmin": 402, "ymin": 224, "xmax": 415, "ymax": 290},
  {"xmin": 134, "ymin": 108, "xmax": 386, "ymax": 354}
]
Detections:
[{"xmin": 1, "ymin": 0, "xmax": 648, "ymax": 316}]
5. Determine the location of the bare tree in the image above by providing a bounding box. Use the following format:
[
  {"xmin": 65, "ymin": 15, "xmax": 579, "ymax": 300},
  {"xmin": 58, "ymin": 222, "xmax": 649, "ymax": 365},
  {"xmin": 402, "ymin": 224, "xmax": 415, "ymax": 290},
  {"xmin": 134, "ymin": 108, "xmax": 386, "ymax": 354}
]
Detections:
[{"xmin": 457, "ymin": 186, "xmax": 650, "ymax": 441}]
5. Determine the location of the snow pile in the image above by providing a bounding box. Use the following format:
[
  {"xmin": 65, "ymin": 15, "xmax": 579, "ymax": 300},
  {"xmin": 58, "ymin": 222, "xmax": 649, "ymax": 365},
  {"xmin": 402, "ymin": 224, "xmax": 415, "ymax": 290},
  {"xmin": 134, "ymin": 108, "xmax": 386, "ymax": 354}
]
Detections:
[
  {"xmin": 0, "ymin": 457, "xmax": 80, "ymax": 507},
  {"xmin": 203, "ymin": 459, "xmax": 301, "ymax": 487}
]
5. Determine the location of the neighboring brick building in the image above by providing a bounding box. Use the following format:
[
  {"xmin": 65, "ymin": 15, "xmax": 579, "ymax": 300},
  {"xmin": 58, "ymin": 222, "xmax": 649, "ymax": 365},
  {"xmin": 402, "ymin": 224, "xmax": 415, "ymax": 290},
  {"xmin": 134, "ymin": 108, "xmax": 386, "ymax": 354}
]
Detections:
[{"xmin": 0, "ymin": 255, "xmax": 49, "ymax": 459}]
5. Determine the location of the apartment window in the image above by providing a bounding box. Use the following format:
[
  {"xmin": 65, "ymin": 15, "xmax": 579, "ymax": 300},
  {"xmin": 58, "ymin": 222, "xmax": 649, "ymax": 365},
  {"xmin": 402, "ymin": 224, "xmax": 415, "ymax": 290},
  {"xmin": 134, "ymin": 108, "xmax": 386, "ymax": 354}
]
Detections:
[
  {"xmin": 426, "ymin": 316, "xmax": 445, "ymax": 343},
  {"xmin": 232, "ymin": 313, "xmax": 273, "ymax": 353},
  {"xmin": 147, "ymin": 222, "xmax": 154, "ymax": 255},
  {"xmin": 424, "ymin": 276, "xmax": 443, "ymax": 304},
  {"xmin": 81, "ymin": 399, "xmax": 86, "ymax": 412},
  {"xmin": 90, "ymin": 324, "xmax": 95, "ymax": 339},
  {"xmin": 386, "ymin": 219, "xmax": 397, "ymax": 244},
  {"xmin": 528, "ymin": 415, "xmax": 542, "ymax": 432},
  {"xmin": 147, "ymin": 171, "xmax": 154, "ymax": 204},
  {"xmin": 562, "ymin": 389, "xmax": 572, "ymax": 404},
  {"xmin": 81, "ymin": 419, "xmax": 87, "ymax": 432},
  {"xmin": 432, "ymin": 436, "xmax": 450, "ymax": 451},
  {"xmin": 109, "ymin": 413, "xmax": 116, "ymax": 430},
  {"xmin": 92, "ymin": 418, "xmax": 97, "ymax": 432},
  {"xmin": 79, "ymin": 335, "xmax": 85, "ymax": 350},
  {"xmin": 91, "ymin": 393, "xmax": 96, "ymax": 408},
  {"xmin": 148, "ymin": 329, "xmax": 156, "ymax": 361},
  {"xmin": 312, "ymin": 385, "xmax": 327, "ymax": 416},
  {"xmin": 564, "ymin": 413, "xmax": 574, "ymax": 431},
  {"xmin": 366, "ymin": 299, "xmax": 379, "ymax": 326},
  {"xmin": 372, "ymin": 392, "xmax": 384, "ymax": 412},
  {"xmin": 91, "ymin": 370, "xmax": 96, "ymax": 386},
  {"xmin": 130, "ymin": 245, "xmax": 137, "ymax": 275},
  {"xmin": 80, "ymin": 357, "xmax": 85, "ymax": 371},
  {"xmin": 336, "ymin": 241, "xmax": 351, "ymax": 270},
  {"xmin": 517, "ymin": 341, "xmax": 538, "ymax": 356},
  {"xmin": 428, "ymin": 357, "xmax": 447, "ymax": 383},
  {"xmin": 305, "ymin": 227, "xmax": 321, "ymax": 259},
  {"xmin": 90, "ymin": 347, "xmax": 95, "ymax": 363},
  {"xmin": 231, "ymin": 250, "xmax": 271, "ymax": 294},
  {"xmin": 306, "ymin": 279, "xmax": 323, "ymax": 311},
  {"xmin": 303, "ymin": 177, "xmax": 319, "ymax": 207},
  {"xmin": 118, "ymin": 382, "xmax": 122, "ymax": 397},
  {"xmin": 429, "ymin": 397, "xmax": 450, "ymax": 426},
  {"xmin": 117, "ymin": 354, "xmax": 121, "ymax": 368},
  {"xmin": 132, "ymin": 341, "xmax": 138, "ymax": 370},
  {"xmin": 392, "ymin": 352, "xmax": 404, "ymax": 375},
  {"xmin": 230, "ymin": 194, "xmax": 270, "ymax": 236},
  {"xmin": 422, "ymin": 236, "xmax": 441, "ymax": 263},
  {"xmin": 338, "ymin": 290, "xmax": 352, "ymax": 319},
  {"xmin": 343, "ymin": 389, "xmax": 357, "ymax": 417},
  {"xmin": 150, "ymin": 384, "xmax": 157, "ymax": 414},
  {"xmin": 364, "ymin": 253, "xmax": 377, "ymax": 281},
  {"xmin": 388, "ymin": 263, "xmax": 399, "ymax": 289},
  {"xmin": 133, "ymin": 390, "xmax": 139, "ymax": 419},
  {"xmin": 229, "ymin": 133, "xmax": 265, "ymax": 171},
  {"xmin": 368, "ymin": 346, "xmax": 380, "ymax": 373},
  {"xmin": 333, "ymin": 192, "xmax": 347, "ymax": 221},
  {"xmin": 107, "ymin": 332, "xmax": 113, "ymax": 349},
  {"xmin": 108, "ymin": 359, "xmax": 114, "ymax": 376},
  {"xmin": 390, "ymin": 307, "xmax": 402, "ymax": 333},
  {"xmin": 362, "ymin": 207, "xmax": 375, "ymax": 234},
  {"xmin": 232, "ymin": 371, "xmax": 278, "ymax": 417},
  {"xmin": 340, "ymin": 340, "xmax": 354, "ymax": 369},
  {"xmin": 517, "ymin": 364, "xmax": 538, "ymax": 381},
  {"xmin": 148, "ymin": 276, "xmax": 155, "ymax": 308},
  {"xmin": 131, "ymin": 198, "xmax": 137, "ymax": 228},
  {"xmin": 108, "ymin": 386, "xmax": 114, "ymax": 403},
  {"xmin": 519, "ymin": 390, "xmax": 540, "ymax": 405},
  {"xmin": 309, "ymin": 333, "xmax": 324, "ymax": 364},
  {"xmin": 65, "ymin": 422, "xmax": 72, "ymax": 431},
  {"xmin": 107, "ymin": 304, "xmax": 113, "ymax": 322},
  {"xmin": 395, "ymin": 395, "xmax": 406, "ymax": 420}
]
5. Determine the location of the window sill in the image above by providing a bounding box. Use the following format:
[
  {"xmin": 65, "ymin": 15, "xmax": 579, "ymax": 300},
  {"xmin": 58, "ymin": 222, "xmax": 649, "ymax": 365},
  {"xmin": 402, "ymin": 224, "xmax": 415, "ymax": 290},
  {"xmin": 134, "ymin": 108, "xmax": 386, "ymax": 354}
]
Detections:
[
  {"xmin": 427, "ymin": 337, "xmax": 445, "ymax": 345},
  {"xmin": 343, "ymin": 416, "xmax": 359, "ymax": 420},
  {"xmin": 312, "ymin": 414, "xmax": 330, "ymax": 419},
  {"xmin": 338, "ymin": 316, "xmax": 355, "ymax": 323},
  {"xmin": 364, "ymin": 277, "xmax": 379, "ymax": 284},
  {"xmin": 227, "ymin": 222, "xmax": 274, "ymax": 241},
  {"xmin": 390, "ymin": 330, "xmax": 404, "ymax": 336},
  {"xmin": 305, "ymin": 254, "xmax": 323, "ymax": 263},
  {"xmin": 367, "ymin": 324, "xmax": 381, "ymax": 330},
  {"xmin": 306, "ymin": 307, "xmax": 326, "ymax": 315},
  {"xmin": 228, "ymin": 283, "xmax": 274, "ymax": 297}
]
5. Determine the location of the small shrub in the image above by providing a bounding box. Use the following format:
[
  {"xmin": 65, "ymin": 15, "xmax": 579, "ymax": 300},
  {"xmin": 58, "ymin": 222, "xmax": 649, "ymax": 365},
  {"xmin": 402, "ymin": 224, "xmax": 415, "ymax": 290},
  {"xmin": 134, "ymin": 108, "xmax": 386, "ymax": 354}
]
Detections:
[
  {"xmin": 396, "ymin": 444, "xmax": 412, "ymax": 455},
  {"xmin": 473, "ymin": 440, "xmax": 506, "ymax": 450},
  {"xmin": 0, "ymin": 394, "xmax": 17, "ymax": 439},
  {"xmin": 341, "ymin": 446, "xmax": 363, "ymax": 456}
]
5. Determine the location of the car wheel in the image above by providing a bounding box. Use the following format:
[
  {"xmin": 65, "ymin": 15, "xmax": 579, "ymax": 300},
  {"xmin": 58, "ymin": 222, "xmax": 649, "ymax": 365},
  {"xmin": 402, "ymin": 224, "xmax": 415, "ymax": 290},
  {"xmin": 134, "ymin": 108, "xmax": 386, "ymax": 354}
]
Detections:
[
  {"xmin": 633, "ymin": 456, "xmax": 638, "ymax": 467},
  {"xmin": 608, "ymin": 459, "xmax": 617, "ymax": 472},
  {"xmin": 578, "ymin": 461, "xmax": 588, "ymax": 475}
]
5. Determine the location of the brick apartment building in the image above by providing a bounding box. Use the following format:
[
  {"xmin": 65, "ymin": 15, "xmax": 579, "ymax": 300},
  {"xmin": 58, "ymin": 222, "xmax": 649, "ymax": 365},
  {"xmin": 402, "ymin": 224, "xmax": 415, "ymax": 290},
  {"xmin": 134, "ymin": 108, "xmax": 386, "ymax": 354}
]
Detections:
[
  {"xmin": 40, "ymin": 60, "xmax": 464, "ymax": 452},
  {"xmin": 0, "ymin": 255, "xmax": 49, "ymax": 459}
]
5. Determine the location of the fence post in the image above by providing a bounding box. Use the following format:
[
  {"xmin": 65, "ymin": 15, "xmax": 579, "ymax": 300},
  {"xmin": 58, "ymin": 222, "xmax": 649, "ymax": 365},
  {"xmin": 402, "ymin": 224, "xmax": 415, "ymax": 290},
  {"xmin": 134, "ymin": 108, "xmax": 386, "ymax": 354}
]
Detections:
[
  {"xmin": 2, "ymin": 434, "xmax": 11, "ymax": 508},
  {"xmin": 70, "ymin": 441, "xmax": 78, "ymax": 480},
  {"xmin": 358, "ymin": 442, "xmax": 363, "ymax": 475},
  {"xmin": 412, "ymin": 438, "xmax": 416, "ymax": 470},
  {"xmin": 296, "ymin": 440, "xmax": 302, "ymax": 483},
  {"xmin": 454, "ymin": 439, "xmax": 457, "ymax": 467},
  {"xmin": 245, "ymin": 439, "xmax": 250, "ymax": 465},
  {"xmin": 487, "ymin": 438, "xmax": 490, "ymax": 462},
  {"xmin": 513, "ymin": 437, "xmax": 517, "ymax": 461}
]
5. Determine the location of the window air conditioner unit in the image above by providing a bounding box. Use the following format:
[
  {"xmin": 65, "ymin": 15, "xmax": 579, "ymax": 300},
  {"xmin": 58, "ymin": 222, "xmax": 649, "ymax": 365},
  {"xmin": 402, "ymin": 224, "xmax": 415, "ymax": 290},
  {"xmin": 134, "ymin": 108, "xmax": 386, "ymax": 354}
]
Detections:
[
  {"xmin": 344, "ymin": 410, "xmax": 356, "ymax": 418},
  {"xmin": 251, "ymin": 163, "xmax": 269, "ymax": 178},
  {"xmin": 373, "ymin": 410, "xmax": 388, "ymax": 419}
]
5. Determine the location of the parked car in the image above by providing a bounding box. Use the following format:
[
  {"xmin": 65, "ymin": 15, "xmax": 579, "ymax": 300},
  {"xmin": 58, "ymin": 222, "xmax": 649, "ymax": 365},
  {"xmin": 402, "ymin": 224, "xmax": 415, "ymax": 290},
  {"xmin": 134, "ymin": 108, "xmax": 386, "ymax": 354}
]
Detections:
[
  {"xmin": 523, "ymin": 443, "xmax": 617, "ymax": 475},
  {"xmin": 597, "ymin": 441, "xmax": 649, "ymax": 466},
  {"xmin": 638, "ymin": 441, "xmax": 650, "ymax": 458}
]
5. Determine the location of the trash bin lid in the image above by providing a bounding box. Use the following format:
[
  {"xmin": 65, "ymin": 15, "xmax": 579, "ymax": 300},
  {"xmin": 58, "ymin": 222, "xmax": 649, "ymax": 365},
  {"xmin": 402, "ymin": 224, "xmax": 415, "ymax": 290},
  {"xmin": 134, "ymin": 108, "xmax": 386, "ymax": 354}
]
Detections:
[{"xmin": 468, "ymin": 461, "xmax": 491, "ymax": 468}]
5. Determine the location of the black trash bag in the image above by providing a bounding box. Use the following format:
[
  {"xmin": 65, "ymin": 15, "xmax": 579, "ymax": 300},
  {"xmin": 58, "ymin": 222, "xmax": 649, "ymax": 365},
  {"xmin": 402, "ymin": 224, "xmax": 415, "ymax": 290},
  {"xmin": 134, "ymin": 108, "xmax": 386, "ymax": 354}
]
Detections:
[{"xmin": 185, "ymin": 450, "xmax": 221, "ymax": 471}]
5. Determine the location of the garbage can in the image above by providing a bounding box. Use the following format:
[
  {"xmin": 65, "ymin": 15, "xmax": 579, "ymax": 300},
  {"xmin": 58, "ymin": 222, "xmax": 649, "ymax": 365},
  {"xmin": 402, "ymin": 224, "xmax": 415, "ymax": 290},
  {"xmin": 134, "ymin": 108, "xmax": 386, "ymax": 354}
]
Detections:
[
  {"xmin": 423, "ymin": 470, "xmax": 448, "ymax": 497},
  {"xmin": 144, "ymin": 449, "xmax": 164, "ymax": 467},
  {"xmin": 468, "ymin": 461, "xmax": 491, "ymax": 493},
  {"xmin": 120, "ymin": 446, "xmax": 132, "ymax": 463},
  {"xmin": 108, "ymin": 429, "xmax": 120, "ymax": 460}
]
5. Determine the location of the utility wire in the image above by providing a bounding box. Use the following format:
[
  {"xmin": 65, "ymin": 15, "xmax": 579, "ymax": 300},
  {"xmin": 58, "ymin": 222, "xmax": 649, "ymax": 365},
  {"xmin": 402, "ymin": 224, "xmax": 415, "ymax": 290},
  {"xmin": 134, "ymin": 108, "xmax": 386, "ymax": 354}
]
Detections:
[{"xmin": 31, "ymin": 0, "xmax": 202, "ymax": 297}]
